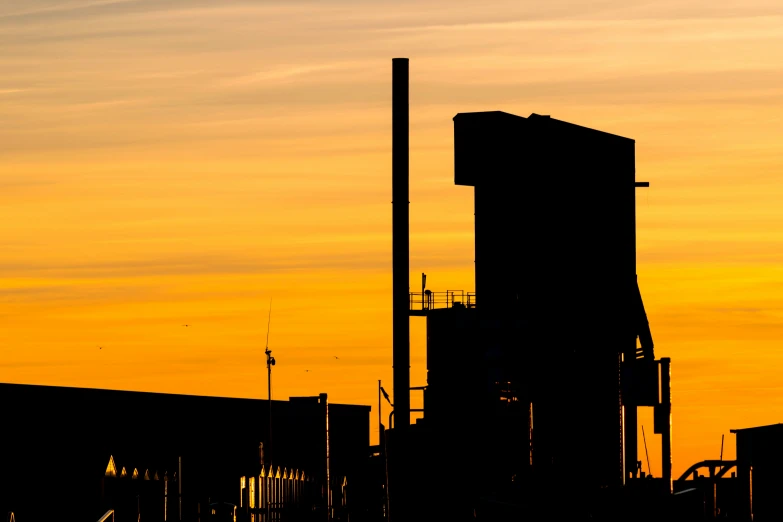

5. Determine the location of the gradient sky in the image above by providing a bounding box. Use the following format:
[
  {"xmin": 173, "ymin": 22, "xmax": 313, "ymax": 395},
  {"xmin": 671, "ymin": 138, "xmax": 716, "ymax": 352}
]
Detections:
[{"xmin": 3, "ymin": 0, "xmax": 783, "ymax": 478}]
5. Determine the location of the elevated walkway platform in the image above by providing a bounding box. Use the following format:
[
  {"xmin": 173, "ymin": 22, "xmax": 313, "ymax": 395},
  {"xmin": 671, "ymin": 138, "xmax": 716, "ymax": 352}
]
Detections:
[{"xmin": 409, "ymin": 290, "xmax": 475, "ymax": 316}]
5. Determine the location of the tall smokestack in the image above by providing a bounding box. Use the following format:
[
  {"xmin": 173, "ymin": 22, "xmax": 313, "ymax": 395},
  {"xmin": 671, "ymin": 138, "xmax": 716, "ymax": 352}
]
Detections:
[
  {"xmin": 391, "ymin": 54, "xmax": 410, "ymax": 522},
  {"xmin": 392, "ymin": 58, "xmax": 410, "ymax": 431}
]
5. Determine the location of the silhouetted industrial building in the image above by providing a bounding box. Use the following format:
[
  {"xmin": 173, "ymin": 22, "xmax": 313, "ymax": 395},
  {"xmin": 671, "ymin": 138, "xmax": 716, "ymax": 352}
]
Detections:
[
  {"xmin": 384, "ymin": 59, "xmax": 673, "ymax": 522},
  {"xmin": 669, "ymin": 423, "xmax": 783, "ymax": 522},
  {"xmin": 0, "ymin": 383, "xmax": 370, "ymax": 522},
  {"xmin": 8, "ymin": 57, "xmax": 778, "ymax": 522},
  {"xmin": 731, "ymin": 423, "xmax": 783, "ymax": 521}
]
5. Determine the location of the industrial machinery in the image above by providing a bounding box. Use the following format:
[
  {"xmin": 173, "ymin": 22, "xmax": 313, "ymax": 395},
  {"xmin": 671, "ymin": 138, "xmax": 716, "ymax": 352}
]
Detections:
[{"xmin": 384, "ymin": 59, "xmax": 673, "ymax": 522}]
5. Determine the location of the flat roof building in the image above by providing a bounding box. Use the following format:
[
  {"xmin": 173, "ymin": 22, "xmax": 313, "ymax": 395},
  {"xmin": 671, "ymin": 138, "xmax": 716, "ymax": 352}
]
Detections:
[
  {"xmin": 730, "ymin": 423, "xmax": 783, "ymax": 522},
  {"xmin": 0, "ymin": 383, "xmax": 370, "ymax": 521}
]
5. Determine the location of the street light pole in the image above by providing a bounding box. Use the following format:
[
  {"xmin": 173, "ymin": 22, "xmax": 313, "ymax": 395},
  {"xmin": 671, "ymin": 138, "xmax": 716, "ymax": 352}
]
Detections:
[
  {"xmin": 266, "ymin": 347, "xmax": 275, "ymax": 453},
  {"xmin": 264, "ymin": 300, "xmax": 275, "ymax": 521},
  {"xmin": 265, "ymin": 346, "xmax": 275, "ymax": 521}
]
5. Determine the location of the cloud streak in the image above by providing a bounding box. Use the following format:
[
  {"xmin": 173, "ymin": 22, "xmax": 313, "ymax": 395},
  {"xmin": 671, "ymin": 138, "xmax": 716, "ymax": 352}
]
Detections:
[{"xmin": 0, "ymin": 0, "xmax": 138, "ymax": 19}]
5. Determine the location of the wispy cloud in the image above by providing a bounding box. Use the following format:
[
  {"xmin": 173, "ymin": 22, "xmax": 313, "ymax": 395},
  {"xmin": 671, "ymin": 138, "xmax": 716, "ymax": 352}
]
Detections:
[
  {"xmin": 0, "ymin": 0, "xmax": 138, "ymax": 19},
  {"xmin": 0, "ymin": 251, "xmax": 393, "ymax": 278},
  {"xmin": 217, "ymin": 61, "xmax": 370, "ymax": 88}
]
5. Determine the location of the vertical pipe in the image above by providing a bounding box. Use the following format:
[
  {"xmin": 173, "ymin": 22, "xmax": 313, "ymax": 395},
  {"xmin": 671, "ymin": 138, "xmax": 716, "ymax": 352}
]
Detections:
[
  {"xmin": 392, "ymin": 57, "xmax": 411, "ymax": 430},
  {"xmin": 267, "ymin": 361, "xmax": 272, "ymax": 522},
  {"xmin": 378, "ymin": 380, "xmax": 382, "ymax": 437},
  {"xmin": 661, "ymin": 357, "xmax": 672, "ymax": 491},
  {"xmin": 178, "ymin": 456, "xmax": 182, "ymax": 521},
  {"xmin": 391, "ymin": 56, "xmax": 410, "ymax": 522},
  {"xmin": 624, "ymin": 361, "xmax": 638, "ymax": 481},
  {"xmin": 325, "ymin": 395, "xmax": 331, "ymax": 522},
  {"xmin": 268, "ymin": 361, "xmax": 273, "ymax": 460},
  {"xmin": 748, "ymin": 465, "xmax": 754, "ymax": 521}
]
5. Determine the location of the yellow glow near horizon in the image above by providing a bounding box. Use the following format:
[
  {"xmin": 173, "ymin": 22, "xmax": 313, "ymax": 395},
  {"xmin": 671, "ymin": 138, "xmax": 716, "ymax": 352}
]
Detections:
[{"xmin": 3, "ymin": 0, "xmax": 783, "ymax": 478}]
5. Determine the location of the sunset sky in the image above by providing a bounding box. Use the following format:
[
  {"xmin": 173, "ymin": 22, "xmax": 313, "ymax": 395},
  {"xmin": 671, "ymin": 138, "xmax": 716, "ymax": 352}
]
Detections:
[{"xmin": 3, "ymin": 0, "xmax": 783, "ymax": 478}]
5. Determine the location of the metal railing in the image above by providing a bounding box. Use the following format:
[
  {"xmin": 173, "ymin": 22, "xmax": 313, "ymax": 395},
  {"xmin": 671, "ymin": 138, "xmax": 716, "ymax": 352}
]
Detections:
[
  {"xmin": 241, "ymin": 466, "xmax": 334, "ymax": 521},
  {"xmin": 409, "ymin": 290, "xmax": 476, "ymax": 311},
  {"xmin": 96, "ymin": 510, "xmax": 114, "ymax": 522}
]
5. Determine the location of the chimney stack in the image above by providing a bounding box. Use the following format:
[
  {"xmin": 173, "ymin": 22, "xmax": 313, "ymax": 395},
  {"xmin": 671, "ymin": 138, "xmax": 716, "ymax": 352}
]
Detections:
[
  {"xmin": 392, "ymin": 58, "xmax": 411, "ymax": 430},
  {"xmin": 390, "ymin": 57, "xmax": 411, "ymax": 522}
]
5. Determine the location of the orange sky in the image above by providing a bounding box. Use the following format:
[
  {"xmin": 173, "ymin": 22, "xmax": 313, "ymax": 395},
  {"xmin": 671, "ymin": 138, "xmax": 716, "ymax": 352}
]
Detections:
[{"xmin": 3, "ymin": 0, "xmax": 783, "ymax": 478}]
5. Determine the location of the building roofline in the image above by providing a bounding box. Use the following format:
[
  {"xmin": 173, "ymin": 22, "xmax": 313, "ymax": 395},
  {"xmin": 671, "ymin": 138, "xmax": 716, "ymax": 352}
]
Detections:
[
  {"xmin": 453, "ymin": 110, "xmax": 634, "ymax": 143},
  {"xmin": 0, "ymin": 382, "xmax": 370, "ymax": 409},
  {"xmin": 729, "ymin": 422, "xmax": 783, "ymax": 433}
]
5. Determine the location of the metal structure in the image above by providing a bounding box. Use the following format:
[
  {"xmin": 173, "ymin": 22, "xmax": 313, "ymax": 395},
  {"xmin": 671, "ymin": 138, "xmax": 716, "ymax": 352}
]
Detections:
[
  {"xmin": 384, "ymin": 59, "xmax": 674, "ymax": 521},
  {"xmin": 389, "ymin": 57, "xmax": 410, "ymax": 522},
  {"xmin": 391, "ymin": 57, "xmax": 410, "ymax": 431},
  {"xmin": 677, "ymin": 460, "xmax": 738, "ymax": 482},
  {"xmin": 265, "ymin": 348, "xmax": 276, "ymax": 522},
  {"xmin": 239, "ymin": 466, "xmax": 329, "ymax": 521},
  {"xmin": 102, "ymin": 455, "xmax": 174, "ymax": 521},
  {"xmin": 264, "ymin": 301, "xmax": 276, "ymax": 522},
  {"xmin": 408, "ymin": 290, "xmax": 475, "ymax": 315}
]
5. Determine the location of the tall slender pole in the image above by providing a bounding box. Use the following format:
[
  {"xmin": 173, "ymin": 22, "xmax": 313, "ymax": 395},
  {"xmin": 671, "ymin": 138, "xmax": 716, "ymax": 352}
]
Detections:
[
  {"xmin": 268, "ymin": 359, "xmax": 272, "ymax": 456},
  {"xmin": 378, "ymin": 380, "xmax": 382, "ymax": 435},
  {"xmin": 661, "ymin": 358, "xmax": 672, "ymax": 492},
  {"xmin": 267, "ymin": 358, "xmax": 272, "ymax": 522},
  {"xmin": 391, "ymin": 57, "xmax": 411, "ymax": 522},
  {"xmin": 264, "ymin": 299, "xmax": 274, "ymax": 521},
  {"xmin": 392, "ymin": 57, "xmax": 411, "ymax": 431}
]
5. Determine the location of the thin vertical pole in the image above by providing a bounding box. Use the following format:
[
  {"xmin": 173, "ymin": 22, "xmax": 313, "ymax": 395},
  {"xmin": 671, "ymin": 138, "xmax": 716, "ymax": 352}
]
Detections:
[
  {"xmin": 661, "ymin": 358, "xmax": 672, "ymax": 492},
  {"xmin": 265, "ymin": 298, "xmax": 274, "ymax": 522},
  {"xmin": 391, "ymin": 55, "xmax": 410, "ymax": 522},
  {"xmin": 378, "ymin": 380, "xmax": 382, "ymax": 436},
  {"xmin": 392, "ymin": 57, "xmax": 411, "ymax": 429},
  {"xmin": 268, "ymin": 363, "xmax": 272, "ymax": 522}
]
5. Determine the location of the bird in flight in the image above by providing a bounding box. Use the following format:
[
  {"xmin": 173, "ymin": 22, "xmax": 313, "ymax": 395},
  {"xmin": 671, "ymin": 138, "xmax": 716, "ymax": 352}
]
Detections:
[
  {"xmin": 305, "ymin": 370, "xmax": 310, "ymax": 373},
  {"xmin": 98, "ymin": 346, "xmax": 102, "ymax": 350},
  {"xmin": 334, "ymin": 356, "xmax": 339, "ymax": 360},
  {"xmin": 183, "ymin": 324, "xmax": 189, "ymax": 327}
]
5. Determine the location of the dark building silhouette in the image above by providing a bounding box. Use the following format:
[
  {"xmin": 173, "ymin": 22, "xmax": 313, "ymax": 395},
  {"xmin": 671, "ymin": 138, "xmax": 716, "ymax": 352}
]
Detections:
[
  {"xmin": 453, "ymin": 109, "xmax": 637, "ymax": 492},
  {"xmin": 671, "ymin": 423, "xmax": 783, "ymax": 522},
  {"xmin": 731, "ymin": 423, "xmax": 783, "ymax": 522},
  {"xmin": 0, "ymin": 383, "xmax": 370, "ymax": 522},
  {"xmin": 385, "ymin": 59, "xmax": 673, "ymax": 522}
]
